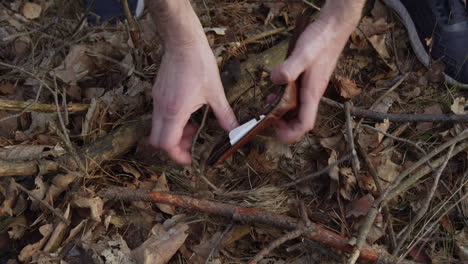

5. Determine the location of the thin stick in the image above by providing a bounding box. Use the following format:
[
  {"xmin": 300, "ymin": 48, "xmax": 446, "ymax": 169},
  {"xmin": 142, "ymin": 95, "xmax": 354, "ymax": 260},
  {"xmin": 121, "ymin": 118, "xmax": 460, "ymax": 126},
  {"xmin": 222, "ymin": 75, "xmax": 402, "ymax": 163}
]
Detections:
[
  {"xmin": 205, "ymin": 224, "xmax": 233, "ymax": 264},
  {"xmin": 101, "ymin": 187, "xmax": 414, "ymax": 263},
  {"xmin": 344, "ymin": 101, "xmax": 360, "ymax": 174},
  {"xmin": 352, "ymin": 130, "xmax": 468, "ymax": 259},
  {"xmin": 0, "ymin": 99, "xmax": 89, "ymax": 114},
  {"xmin": 321, "ymin": 97, "xmax": 468, "ymax": 123},
  {"xmin": 0, "ymin": 84, "xmax": 44, "ymax": 123},
  {"xmin": 371, "ymin": 123, "xmax": 409, "ymax": 153},
  {"xmin": 248, "ymin": 228, "xmax": 306, "ymax": 264},
  {"xmin": 281, "ymin": 152, "xmax": 353, "ymax": 188},
  {"xmin": 15, "ymin": 182, "xmax": 69, "ymax": 223},
  {"xmin": 361, "ymin": 124, "xmax": 434, "ymax": 170},
  {"xmin": 394, "ymin": 144, "xmax": 455, "ymax": 254},
  {"xmin": 303, "ymin": 0, "xmax": 321, "ymax": 10}
]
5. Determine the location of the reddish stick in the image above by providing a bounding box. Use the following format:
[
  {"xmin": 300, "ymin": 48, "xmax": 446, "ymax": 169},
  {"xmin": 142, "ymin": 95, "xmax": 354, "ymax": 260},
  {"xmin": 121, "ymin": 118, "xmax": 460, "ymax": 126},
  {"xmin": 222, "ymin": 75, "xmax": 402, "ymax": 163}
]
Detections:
[{"xmin": 101, "ymin": 188, "xmax": 413, "ymax": 264}]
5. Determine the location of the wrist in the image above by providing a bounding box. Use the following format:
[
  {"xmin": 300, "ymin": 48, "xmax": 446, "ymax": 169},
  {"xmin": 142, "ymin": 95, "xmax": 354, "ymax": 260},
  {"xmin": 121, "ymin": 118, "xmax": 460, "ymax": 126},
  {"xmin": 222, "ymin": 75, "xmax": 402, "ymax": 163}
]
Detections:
[
  {"xmin": 147, "ymin": 0, "xmax": 208, "ymax": 48},
  {"xmin": 320, "ymin": 0, "xmax": 365, "ymax": 34}
]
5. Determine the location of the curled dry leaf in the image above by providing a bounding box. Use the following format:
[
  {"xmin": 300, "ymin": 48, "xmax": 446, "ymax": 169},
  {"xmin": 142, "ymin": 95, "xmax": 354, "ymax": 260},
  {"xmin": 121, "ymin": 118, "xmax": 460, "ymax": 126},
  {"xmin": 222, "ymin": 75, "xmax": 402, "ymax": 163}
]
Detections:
[
  {"xmin": 71, "ymin": 194, "xmax": 104, "ymax": 222},
  {"xmin": 153, "ymin": 173, "xmax": 175, "ymax": 215},
  {"xmin": 7, "ymin": 215, "xmax": 27, "ymax": 239},
  {"xmin": 29, "ymin": 176, "xmax": 48, "ymax": 210},
  {"xmin": 328, "ymin": 150, "xmax": 339, "ymax": 181},
  {"xmin": 335, "ymin": 75, "xmax": 362, "ymax": 99},
  {"xmin": 0, "ymin": 178, "xmax": 18, "ymax": 217},
  {"xmin": 264, "ymin": 137, "xmax": 292, "ymax": 162},
  {"xmin": 375, "ymin": 119, "xmax": 390, "ymax": 143},
  {"xmin": 451, "ymin": 97, "xmax": 467, "ymax": 114},
  {"xmin": 369, "ymin": 153, "xmax": 401, "ymax": 189},
  {"xmin": 19, "ymin": 224, "xmax": 53, "ymax": 262},
  {"xmin": 51, "ymin": 44, "xmax": 94, "ymax": 85},
  {"xmin": 43, "ymin": 205, "xmax": 71, "ymax": 253},
  {"xmin": 346, "ymin": 194, "xmax": 374, "ymax": 218},
  {"xmin": 21, "ymin": 2, "xmax": 42, "ymax": 20},
  {"xmin": 339, "ymin": 167, "xmax": 356, "ymax": 200},
  {"xmin": 45, "ymin": 173, "xmax": 79, "ymax": 205},
  {"xmin": 131, "ymin": 221, "xmax": 189, "ymax": 264},
  {"xmin": 0, "ymin": 81, "xmax": 16, "ymax": 95},
  {"xmin": 204, "ymin": 27, "xmax": 227, "ymax": 35}
]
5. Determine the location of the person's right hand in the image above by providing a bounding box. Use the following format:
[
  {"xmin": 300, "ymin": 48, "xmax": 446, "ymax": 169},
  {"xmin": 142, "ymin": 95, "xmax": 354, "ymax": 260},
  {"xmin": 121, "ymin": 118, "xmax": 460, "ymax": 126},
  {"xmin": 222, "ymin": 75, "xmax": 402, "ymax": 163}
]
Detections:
[{"xmin": 149, "ymin": 41, "xmax": 239, "ymax": 165}]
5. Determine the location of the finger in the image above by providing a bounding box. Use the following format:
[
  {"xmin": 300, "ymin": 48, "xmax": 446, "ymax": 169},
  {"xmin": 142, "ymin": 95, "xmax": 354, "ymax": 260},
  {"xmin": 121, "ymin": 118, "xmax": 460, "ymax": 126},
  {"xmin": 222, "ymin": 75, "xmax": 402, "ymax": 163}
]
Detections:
[
  {"xmin": 270, "ymin": 51, "xmax": 310, "ymax": 84},
  {"xmin": 153, "ymin": 114, "xmax": 192, "ymax": 165},
  {"xmin": 275, "ymin": 70, "xmax": 319, "ymax": 143},
  {"xmin": 208, "ymin": 88, "xmax": 239, "ymax": 132}
]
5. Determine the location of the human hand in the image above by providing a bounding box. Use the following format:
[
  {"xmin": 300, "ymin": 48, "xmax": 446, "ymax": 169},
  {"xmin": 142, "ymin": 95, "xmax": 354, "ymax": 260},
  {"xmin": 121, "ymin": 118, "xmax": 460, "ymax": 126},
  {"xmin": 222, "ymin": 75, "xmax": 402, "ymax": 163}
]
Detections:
[
  {"xmin": 270, "ymin": 4, "xmax": 363, "ymax": 143},
  {"xmin": 149, "ymin": 42, "xmax": 238, "ymax": 165}
]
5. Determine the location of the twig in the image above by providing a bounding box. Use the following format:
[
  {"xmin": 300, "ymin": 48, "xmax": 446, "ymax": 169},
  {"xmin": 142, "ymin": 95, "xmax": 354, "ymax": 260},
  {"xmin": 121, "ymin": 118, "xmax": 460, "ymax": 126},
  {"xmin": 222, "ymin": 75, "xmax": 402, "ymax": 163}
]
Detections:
[
  {"xmin": 394, "ymin": 144, "xmax": 455, "ymax": 254},
  {"xmin": 398, "ymin": 191, "xmax": 468, "ymax": 263},
  {"xmin": 281, "ymin": 152, "xmax": 353, "ymax": 188},
  {"xmin": 191, "ymin": 105, "xmax": 210, "ymax": 165},
  {"xmin": 361, "ymin": 124, "xmax": 434, "ymax": 170},
  {"xmin": 357, "ymin": 143, "xmax": 397, "ymax": 249},
  {"xmin": 248, "ymin": 228, "xmax": 306, "ymax": 264},
  {"xmin": 205, "ymin": 224, "xmax": 233, "ymax": 264},
  {"xmin": 321, "ymin": 97, "xmax": 468, "ymax": 123},
  {"xmin": 101, "ymin": 187, "xmax": 414, "ymax": 263},
  {"xmin": 303, "ymin": 0, "xmax": 321, "ymax": 10},
  {"xmin": 0, "ymin": 99, "xmax": 88, "ymax": 113},
  {"xmin": 15, "ymin": 182, "xmax": 69, "ymax": 224},
  {"xmin": 0, "ymin": 160, "xmax": 59, "ymax": 177},
  {"xmin": 352, "ymin": 130, "xmax": 468, "ymax": 257},
  {"xmin": 0, "ymin": 83, "xmax": 44, "ymax": 123},
  {"xmin": 371, "ymin": 123, "xmax": 409, "ymax": 153},
  {"xmin": 120, "ymin": 0, "xmax": 140, "ymax": 45},
  {"xmin": 344, "ymin": 101, "xmax": 360, "ymax": 175}
]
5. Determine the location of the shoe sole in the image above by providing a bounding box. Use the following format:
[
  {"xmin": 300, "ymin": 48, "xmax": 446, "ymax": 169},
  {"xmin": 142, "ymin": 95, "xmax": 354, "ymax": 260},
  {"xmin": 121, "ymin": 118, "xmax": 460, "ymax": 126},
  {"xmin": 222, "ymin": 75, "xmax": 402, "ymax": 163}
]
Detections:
[{"xmin": 382, "ymin": 0, "xmax": 468, "ymax": 88}]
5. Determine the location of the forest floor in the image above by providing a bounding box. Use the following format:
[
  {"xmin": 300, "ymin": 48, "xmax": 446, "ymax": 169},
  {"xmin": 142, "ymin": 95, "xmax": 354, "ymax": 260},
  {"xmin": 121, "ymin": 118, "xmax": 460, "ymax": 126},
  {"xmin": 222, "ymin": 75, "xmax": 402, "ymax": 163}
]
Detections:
[{"xmin": 0, "ymin": 0, "xmax": 467, "ymax": 263}]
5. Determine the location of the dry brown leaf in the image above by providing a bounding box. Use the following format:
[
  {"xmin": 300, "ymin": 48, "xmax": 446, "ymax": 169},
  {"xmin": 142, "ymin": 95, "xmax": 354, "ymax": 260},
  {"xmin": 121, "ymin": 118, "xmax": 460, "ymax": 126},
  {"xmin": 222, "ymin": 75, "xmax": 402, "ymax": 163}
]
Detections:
[
  {"xmin": 19, "ymin": 224, "xmax": 53, "ymax": 262},
  {"xmin": 0, "ymin": 81, "xmax": 16, "ymax": 95},
  {"xmin": 45, "ymin": 173, "xmax": 79, "ymax": 205},
  {"xmin": 0, "ymin": 179, "xmax": 18, "ymax": 217},
  {"xmin": 346, "ymin": 194, "xmax": 374, "ymax": 218},
  {"xmin": 14, "ymin": 35, "xmax": 30, "ymax": 59},
  {"xmin": 264, "ymin": 138, "xmax": 292, "ymax": 162},
  {"xmin": 358, "ymin": 173, "xmax": 378, "ymax": 194},
  {"xmin": 328, "ymin": 150, "xmax": 339, "ymax": 181},
  {"xmin": 153, "ymin": 173, "xmax": 176, "ymax": 215},
  {"xmin": 0, "ymin": 145, "xmax": 50, "ymax": 161},
  {"xmin": 263, "ymin": 2, "xmax": 285, "ymax": 24},
  {"xmin": 368, "ymin": 34, "xmax": 390, "ymax": 59},
  {"xmin": 359, "ymin": 17, "xmax": 394, "ymax": 37},
  {"xmin": 370, "ymin": 153, "xmax": 401, "ymax": 189},
  {"xmin": 71, "ymin": 194, "xmax": 104, "ymax": 222},
  {"xmin": 51, "ymin": 45, "xmax": 94, "ymax": 85},
  {"xmin": 339, "ymin": 167, "xmax": 356, "ymax": 200},
  {"xmin": 7, "ymin": 215, "xmax": 27, "ymax": 239},
  {"xmin": 375, "ymin": 119, "xmax": 390, "ymax": 143},
  {"xmin": 455, "ymin": 228, "xmax": 468, "ymax": 261},
  {"xmin": 131, "ymin": 221, "xmax": 189, "ymax": 264},
  {"xmin": 451, "ymin": 97, "xmax": 467, "ymax": 114},
  {"xmin": 29, "ymin": 176, "xmax": 48, "ymax": 209},
  {"xmin": 247, "ymin": 150, "xmax": 278, "ymax": 172},
  {"xmin": 336, "ymin": 75, "xmax": 362, "ymax": 99},
  {"xmin": 43, "ymin": 205, "xmax": 71, "ymax": 253},
  {"xmin": 320, "ymin": 134, "xmax": 345, "ymax": 153},
  {"xmin": 121, "ymin": 163, "xmax": 142, "ymax": 180},
  {"xmin": 22, "ymin": 2, "xmax": 42, "ymax": 19},
  {"xmin": 0, "ymin": 111, "xmax": 18, "ymax": 139}
]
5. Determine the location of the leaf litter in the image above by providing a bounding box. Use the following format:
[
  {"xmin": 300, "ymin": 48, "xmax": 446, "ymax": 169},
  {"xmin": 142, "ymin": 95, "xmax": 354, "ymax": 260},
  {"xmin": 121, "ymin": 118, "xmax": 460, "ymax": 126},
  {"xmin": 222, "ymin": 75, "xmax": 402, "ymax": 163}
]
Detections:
[{"xmin": 0, "ymin": 0, "xmax": 467, "ymax": 263}]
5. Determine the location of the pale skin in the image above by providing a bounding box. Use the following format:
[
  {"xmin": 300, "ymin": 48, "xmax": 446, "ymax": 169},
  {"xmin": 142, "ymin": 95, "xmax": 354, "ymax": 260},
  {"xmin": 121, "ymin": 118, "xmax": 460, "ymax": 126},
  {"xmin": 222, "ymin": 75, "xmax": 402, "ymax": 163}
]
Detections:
[{"xmin": 148, "ymin": 0, "xmax": 366, "ymax": 165}]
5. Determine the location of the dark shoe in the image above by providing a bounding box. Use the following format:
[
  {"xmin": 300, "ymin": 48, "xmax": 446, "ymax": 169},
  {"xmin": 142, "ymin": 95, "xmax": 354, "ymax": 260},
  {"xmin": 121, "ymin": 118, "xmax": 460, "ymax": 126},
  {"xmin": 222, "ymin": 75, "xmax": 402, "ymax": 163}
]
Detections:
[
  {"xmin": 85, "ymin": 0, "xmax": 144, "ymax": 24},
  {"xmin": 382, "ymin": 0, "xmax": 468, "ymax": 88}
]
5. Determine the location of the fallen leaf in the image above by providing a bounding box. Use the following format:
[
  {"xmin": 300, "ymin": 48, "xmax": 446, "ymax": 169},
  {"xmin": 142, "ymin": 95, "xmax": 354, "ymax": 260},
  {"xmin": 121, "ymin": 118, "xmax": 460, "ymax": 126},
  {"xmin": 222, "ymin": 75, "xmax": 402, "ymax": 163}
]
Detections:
[
  {"xmin": 371, "ymin": 0, "xmax": 389, "ymax": 21},
  {"xmin": 451, "ymin": 97, "xmax": 467, "ymax": 114},
  {"xmin": 328, "ymin": 150, "xmax": 340, "ymax": 181},
  {"xmin": 408, "ymin": 245, "xmax": 432, "ymax": 264},
  {"xmin": 204, "ymin": 27, "xmax": 227, "ymax": 35},
  {"xmin": 24, "ymin": 112, "xmax": 56, "ymax": 136},
  {"xmin": 51, "ymin": 45, "xmax": 94, "ymax": 85},
  {"xmin": 346, "ymin": 194, "xmax": 374, "ymax": 218},
  {"xmin": 375, "ymin": 119, "xmax": 390, "ymax": 143},
  {"xmin": 455, "ymin": 228, "xmax": 468, "ymax": 261},
  {"xmin": 131, "ymin": 221, "xmax": 189, "ymax": 264},
  {"xmin": 0, "ymin": 81, "xmax": 16, "ymax": 95},
  {"xmin": 372, "ymin": 92, "xmax": 399, "ymax": 113},
  {"xmin": 93, "ymin": 234, "xmax": 132, "ymax": 264},
  {"xmin": 14, "ymin": 35, "xmax": 30, "ymax": 59},
  {"xmin": 0, "ymin": 145, "xmax": 51, "ymax": 161},
  {"xmin": 19, "ymin": 224, "xmax": 53, "ymax": 262},
  {"xmin": 336, "ymin": 75, "xmax": 362, "ymax": 99},
  {"xmin": 369, "ymin": 153, "xmax": 401, "ymax": 189},
  {"xmin": 320, "ymin": 134, "xmax": 345, "ymax": 153},
  {"xmin": 7, "ymin": 215, "xmax": 27, "ymax": 239},
  {"xmin": 43, "ymin": 205, "xmax": 71, "ymax": 253},
  {"xmin": 45, "ymin": 173, "xmax": 79, "ymax": 205},
  {"xmin": 416, "ymin": 104, "xmax": 443, "ymax": 132},
  {"xmin": 0, "ymin": 178, "xmax": 18, "ymax": 217},
  {"xmin": 29, "ymin": 176, "xmax": 48, "ymax": 209},
  {"xmin": 368, "ymin": 34, "xmax": 390, "ymax": 59},
  {"xmin": 264, "ymin": 137, "xmax": 292, "ymax": 162},
  {"xmin": 0, "ymin": 110, "xmax": 18, "ymax": 139},
  {"xmin": 358, "ymin": 173, "xmax": 378, "ymax": 194},
  {"xmin": 120, "ymin": 163, "xmax": 142, "ymax": 180},
  {"xmin": 22, "ymin": 2, "xmax": 42, "ymax": 20},
  {"xmin": 263, "ymin": 2, "xmax": 285, "ymax": 24},
  {"xmin": 247, "ymin": 150, "xmax": 278, "ymax": 172},
  {"xmin": 153, "ymin": 173, "xmax": 176, "ymax": 215},
  {"xmin": 339, "ymin": 167, "xmax": 356, "ymax": 200},
  {"xmin": 71, "ymin": 194, "xmax": 104, "ymax": 222},
  {"xmin": 359, "ymin": 17, "xmax": 394, "ymax": 37}
]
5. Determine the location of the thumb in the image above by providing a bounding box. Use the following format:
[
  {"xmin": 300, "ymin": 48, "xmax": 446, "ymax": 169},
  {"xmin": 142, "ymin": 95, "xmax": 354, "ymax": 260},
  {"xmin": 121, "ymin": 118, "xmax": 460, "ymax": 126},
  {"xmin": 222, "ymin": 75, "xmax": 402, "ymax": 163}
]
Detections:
[
  {"xmin": 271, "ymin": 53, "xmax": 309, "ymax": 84},
  {"xmin": 209, "ymin": 94, "xmax": 239, "ymax": 132}
]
